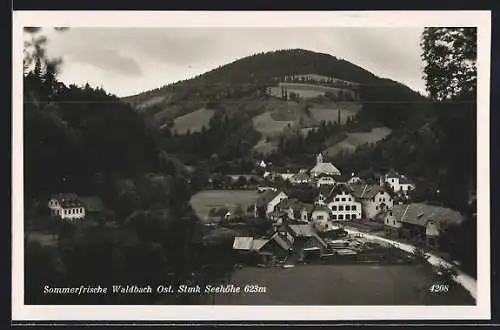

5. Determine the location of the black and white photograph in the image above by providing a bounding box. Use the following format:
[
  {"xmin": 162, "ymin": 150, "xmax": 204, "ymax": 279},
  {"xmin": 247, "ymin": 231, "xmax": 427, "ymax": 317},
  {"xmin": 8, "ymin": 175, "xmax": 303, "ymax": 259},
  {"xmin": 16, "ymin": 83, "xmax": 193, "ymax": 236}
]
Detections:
[{"xmin": 12, "ymin": 11, "xmax": 491, "ymax": 321}]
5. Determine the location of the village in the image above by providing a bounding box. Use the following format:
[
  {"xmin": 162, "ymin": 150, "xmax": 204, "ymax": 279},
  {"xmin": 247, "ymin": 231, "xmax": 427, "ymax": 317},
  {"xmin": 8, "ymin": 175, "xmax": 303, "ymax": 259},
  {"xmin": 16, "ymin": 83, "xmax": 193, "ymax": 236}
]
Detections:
[{"xmin": 192, "ymin": 152, "xmax": 465, "ymax": 270}]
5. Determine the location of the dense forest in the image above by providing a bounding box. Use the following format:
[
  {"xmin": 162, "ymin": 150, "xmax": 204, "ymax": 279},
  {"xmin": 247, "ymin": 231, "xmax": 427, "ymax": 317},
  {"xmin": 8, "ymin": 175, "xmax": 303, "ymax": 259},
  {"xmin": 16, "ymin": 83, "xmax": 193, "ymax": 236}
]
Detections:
[{"xmin": 23, "ymin": 48, "xmax": 235, "ymax": 304}]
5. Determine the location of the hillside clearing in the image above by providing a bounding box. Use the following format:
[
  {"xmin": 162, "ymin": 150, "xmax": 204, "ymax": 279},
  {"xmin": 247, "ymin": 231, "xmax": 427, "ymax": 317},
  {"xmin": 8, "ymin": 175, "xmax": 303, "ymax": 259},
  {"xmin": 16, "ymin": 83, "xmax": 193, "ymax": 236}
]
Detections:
[
  {"xmin": 252, "ymin": 111, "xmax": 295, "ymax": 136},
  {"xmin": 171, "ymin": 108, "xmax": 215, "ymax": 134},
  {"xmin": 324, "ymin": 127, "xmax": 392, "ymax": 157},
  {"xmin": 190, "ymin": 190, "xmax": 260, "ymax": 222}
]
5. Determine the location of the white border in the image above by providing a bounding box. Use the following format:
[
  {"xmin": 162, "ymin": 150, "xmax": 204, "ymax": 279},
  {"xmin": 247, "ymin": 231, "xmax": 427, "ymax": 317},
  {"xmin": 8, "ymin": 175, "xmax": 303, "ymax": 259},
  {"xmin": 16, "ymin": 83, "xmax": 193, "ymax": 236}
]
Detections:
[{"xmin": 12, "ymin": 10, "xmax": 491, "ymax": 321}]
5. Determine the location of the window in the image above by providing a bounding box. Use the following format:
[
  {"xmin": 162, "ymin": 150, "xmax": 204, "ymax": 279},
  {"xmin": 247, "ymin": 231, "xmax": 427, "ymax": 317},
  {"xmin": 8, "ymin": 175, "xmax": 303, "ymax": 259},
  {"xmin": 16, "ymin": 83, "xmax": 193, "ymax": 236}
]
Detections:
[
  {"xmin": 341, "ymin": 198, "xmax": 346, "ymax": 202},
  {"xmin": 352, "ymin": 214, "xmax": 357, "ymax": 219},
  {"xmin": 345, "ymin": 205, "xmax": 350, "ymax": 211},
  {"xmin": 352, "ymin": 205, "xmax": 356, "ymax": 211},
  {"xmin": 339, "ymin": 205, "xmax": 344, "ymax": 211},
  {"xmin": 332, "ymin": 205, "xmax": 337, "ymax": 211},
  {"xmin": 338, "ymin": 214, "xmax": 344, "ymax": 220},
  {"xmin": 332, "ymin": 215, "xmax": 337, "ymax": 220},
  {"xmin": 375, "ymin": 206, "xmax": 378, "ymax": 211},
  {"xmin": 317, "ymin": 215, "xmax": 324, "ymax": 220},
  {"xmin": 335, "ymin": 198, "xmax": 339, "ymax": 202}
]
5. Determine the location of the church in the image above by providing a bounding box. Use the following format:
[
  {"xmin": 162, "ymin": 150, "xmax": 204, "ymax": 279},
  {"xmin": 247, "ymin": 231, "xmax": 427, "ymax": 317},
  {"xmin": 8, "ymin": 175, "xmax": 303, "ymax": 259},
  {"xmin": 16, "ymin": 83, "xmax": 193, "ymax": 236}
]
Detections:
[{"xmin": 310, "ymin": 153, "xmax": 341, "ymax": 178}]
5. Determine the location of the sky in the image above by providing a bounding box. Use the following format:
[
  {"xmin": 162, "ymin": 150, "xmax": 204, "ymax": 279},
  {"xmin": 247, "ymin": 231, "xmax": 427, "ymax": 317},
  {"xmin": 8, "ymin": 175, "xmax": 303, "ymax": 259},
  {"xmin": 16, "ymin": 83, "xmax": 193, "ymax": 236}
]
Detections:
[{"xmin": 38, "ymin": 27, "xmax": 426, "ymax": 98}]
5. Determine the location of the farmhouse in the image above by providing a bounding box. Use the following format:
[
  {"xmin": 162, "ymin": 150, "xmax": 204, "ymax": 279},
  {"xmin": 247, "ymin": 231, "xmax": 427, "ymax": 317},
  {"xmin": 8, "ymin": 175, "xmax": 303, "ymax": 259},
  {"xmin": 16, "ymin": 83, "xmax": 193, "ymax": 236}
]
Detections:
[
  {"xmin": 287, "ymin": 223, "xmax": 329, "ymax": 259},
  {"xmin": 254, "ymin": 190, "xmax": 288, "ymax": 216},
  {"xmin": 325, "ymin": 185, "xmax": 362, "ymax": 221},
  {"xmin": 382, "ymin": 170, "xmax": 416, "ymax": 196},
  {"xmin": 383, "ymin": 203, "xmax": 464, "ymax": 248},
  {"xmin": 48, "ymin": 193, "xmax": 104, "ymax": 221},
  {"xmin": 289, "ymin": 170, "xmax": 311, "ymax": 185},
  {"xmin": 310, "ymin": 153, "xmax": 341, "ymax": 178},
  {"xmin": 348, "ymin": 176, "xmax": 363, "ymax": 185},
  {"xmin": 349, "ymin": 184, "xmax": 393, "ymax": 220}
]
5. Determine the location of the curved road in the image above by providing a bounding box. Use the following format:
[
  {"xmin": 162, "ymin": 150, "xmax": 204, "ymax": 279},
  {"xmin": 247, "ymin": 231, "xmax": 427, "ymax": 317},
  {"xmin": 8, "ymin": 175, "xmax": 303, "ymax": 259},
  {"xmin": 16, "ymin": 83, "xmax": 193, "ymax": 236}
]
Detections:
[{"xmin": 343, "ymin": 228, "xmax": 477, "ymax": 300}]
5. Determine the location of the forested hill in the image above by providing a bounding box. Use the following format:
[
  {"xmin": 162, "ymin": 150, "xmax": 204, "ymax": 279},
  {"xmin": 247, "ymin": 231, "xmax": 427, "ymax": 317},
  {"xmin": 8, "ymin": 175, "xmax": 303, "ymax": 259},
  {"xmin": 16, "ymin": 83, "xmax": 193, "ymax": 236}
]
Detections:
[
  {"xmin": 122, "ymin": 48, "xmax": 425, "ymax": 110},
  {"xmin": 23, "ymin": 70, "xmax": 192, "ymax": 213}
]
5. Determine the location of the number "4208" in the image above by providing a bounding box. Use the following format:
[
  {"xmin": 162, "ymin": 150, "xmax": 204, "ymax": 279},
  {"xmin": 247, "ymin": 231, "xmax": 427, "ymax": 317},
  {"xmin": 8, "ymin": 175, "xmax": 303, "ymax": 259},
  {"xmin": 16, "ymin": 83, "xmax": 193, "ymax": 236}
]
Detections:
[{"xmin": 429, "ymin": 284, "xmax": 450, "ymax": 293}]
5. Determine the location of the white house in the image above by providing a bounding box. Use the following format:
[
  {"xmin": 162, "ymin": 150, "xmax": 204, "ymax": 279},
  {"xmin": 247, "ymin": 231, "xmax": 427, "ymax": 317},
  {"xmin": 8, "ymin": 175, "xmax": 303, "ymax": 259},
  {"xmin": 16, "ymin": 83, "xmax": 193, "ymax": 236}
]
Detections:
[
  {"xmin": 48, "ymin": 193, "xmax": 85, "ymax": 220},
  {"xmin": 383, "ymin": 170, "xmax": 416, "ymax": 195},
  {"xmin": 255, "ymin": 190, "xmax": 288, "ymax": 216},
  {"xmin": 316, "ymin": 175, "xmax": 336, "ymax": 187},
  {"xmin": 310, "ymin": 153, "xmax": 341, "ymax": 178},
  {"xmin": 325, "ymin": 186, "xmax": 362, "ymax": 221},
  {"xmin": 348, "ymin": 176, "xmax": 362, "ymax": 185},
  {"xmin": 349, "ymin": 184, "xmax": 394, "ymax": 220}
]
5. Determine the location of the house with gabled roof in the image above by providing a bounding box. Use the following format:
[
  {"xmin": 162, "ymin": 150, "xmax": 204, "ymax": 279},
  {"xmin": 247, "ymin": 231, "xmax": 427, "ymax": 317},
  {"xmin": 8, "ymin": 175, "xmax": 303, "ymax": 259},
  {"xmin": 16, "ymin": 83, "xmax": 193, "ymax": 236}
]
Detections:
[
  {"xmin": 383, "ymin": 203, "xmax": 464, "ymax": 248},
  {"xmin": 48, "ymin": 193, "xmax": 104, "ymax": 221},
  {"xmin": 382, "ymin": 170, "xmax": 416, "ymax": 196},
  {"xmin": 254, "ymin": 190, "xmax": 288, "ymax": 216},
  {"xmin": 349, "ymin": 184, "xmax": 393, "ymax": 220},
  {"xmin": 289, "ymin": 169, "xmax": 311, "ymax": 185}
]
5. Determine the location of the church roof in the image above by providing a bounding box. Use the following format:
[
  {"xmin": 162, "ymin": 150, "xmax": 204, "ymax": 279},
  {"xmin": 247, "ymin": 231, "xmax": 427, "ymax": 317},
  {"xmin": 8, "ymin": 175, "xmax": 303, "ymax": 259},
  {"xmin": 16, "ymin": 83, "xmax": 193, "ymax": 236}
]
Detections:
[{"xmin": 311, "ymin": 162, "xmax": 341, "ymax": 176}]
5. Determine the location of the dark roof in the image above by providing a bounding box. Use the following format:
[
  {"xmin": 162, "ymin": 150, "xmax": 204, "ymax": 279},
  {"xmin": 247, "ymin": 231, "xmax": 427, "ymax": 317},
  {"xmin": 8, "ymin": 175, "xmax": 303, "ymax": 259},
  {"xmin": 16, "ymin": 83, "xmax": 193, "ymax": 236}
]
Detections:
[
  {"xmin": 313, "ymin": 205, "xmax": 330, "ymax": 213},
  {"xmin": 290, "ymin": 202, "xmax": 304, "ymax": 214},
  {"xmin": 349, "ymin": 184, "xmax": 385, "ymax": 199},
  {"xmin": 324, "ymin": 185, "xmax": 352, "ymax": 203},
  {"xmin": 391, "ymin": 203, "xmax": 464, "ymax": 228},
  {"xmin": 290, "ymin": 172, "xmax": 310, "ymax": 181},
  {"xmin": 276, "ymin": 198, "xmax": 300, "ymax": 210},
  {"xmin": 318, "ymin": 185, "xmax": 335, "ymax": 197},
  {"xmin": 51, "ymin": 193, "xmax": 78, "ymax": 202},
  {"xmin": 386, "ymin": 169, "xmax": 399, "ymax": 179},
  {"xmin": 79, "ymin": 196, "xmax": 105, "ymax": 212},
  {"xmin": 60, "ymin": 200, "xmax": 84, "ymax": 208},
  {"xmin": 301, "ymin": 203, "xmax": 314, "ymax": 213},
  {"xmin": 256, "ymin": 190, "xmax": 282, "ymax": 206},
  {"xmin": 333, "ymin": 174, "xmax": 350, "ymax": 182},
  {"xmin": 399, "ymin": 176, "xmax": 414, "ymax": 185}
]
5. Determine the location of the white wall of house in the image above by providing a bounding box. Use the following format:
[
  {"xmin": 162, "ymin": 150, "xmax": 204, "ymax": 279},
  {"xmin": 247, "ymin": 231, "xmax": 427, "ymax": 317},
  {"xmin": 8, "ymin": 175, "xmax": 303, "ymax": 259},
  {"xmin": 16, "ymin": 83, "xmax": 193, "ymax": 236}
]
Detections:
[
  {"xmin": 384, "ymin": 212, "xmax": 402, "ymax": 229},
  {"xmin": 317, "ymin": 177, "xmax": 335, "ymax": 187},
  {"xmin": 327, "ymin": 191, "xmax": 362, "ymax": 221},
  {"xmin": 385, "ymin": 177, "xmax": 415, "ymax": 194},
  {"xmin": 361, "ymin": 191, "xmax": 393, "ymax": 220},
  {"xmin": 311, "ymin": 210, "xmax": 330, "ymax": 222},
  {"xmin": 300, "ymin": 209, "xmax": 311, "ymax": 222},
  {"xmin": 426, "ymin": 220, "xmax": 439, "ymax": 236}
]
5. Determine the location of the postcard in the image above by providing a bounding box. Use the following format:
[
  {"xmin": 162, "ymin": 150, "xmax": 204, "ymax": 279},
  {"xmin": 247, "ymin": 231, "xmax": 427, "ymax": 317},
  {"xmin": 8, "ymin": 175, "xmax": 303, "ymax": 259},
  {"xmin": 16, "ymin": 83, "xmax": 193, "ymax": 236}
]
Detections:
[{"xmin": 12, "ymin": 10, "xmax": 491, "ymax": 321}]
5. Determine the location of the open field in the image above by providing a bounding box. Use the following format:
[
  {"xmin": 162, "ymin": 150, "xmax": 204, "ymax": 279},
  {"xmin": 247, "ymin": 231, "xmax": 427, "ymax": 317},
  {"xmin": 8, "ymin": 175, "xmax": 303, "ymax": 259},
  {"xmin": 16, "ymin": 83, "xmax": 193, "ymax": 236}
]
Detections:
[
  {"xmin": 324, "ymin": 127, "xmax": 392, "ymax": 157},
  {"xmin": 190, "ymin": 190, "xmax": 260, "ymax": 222},
  {"xmin": 214, "ymin": 264, "xmax": 475, "ymax": 305},
  {"xmin": 171, "ymin": 108, "xmax": 215, "ymax": 134},
  {"xmin": 252, "ymin": 111, "xmax": 295, "ymax": 136}
]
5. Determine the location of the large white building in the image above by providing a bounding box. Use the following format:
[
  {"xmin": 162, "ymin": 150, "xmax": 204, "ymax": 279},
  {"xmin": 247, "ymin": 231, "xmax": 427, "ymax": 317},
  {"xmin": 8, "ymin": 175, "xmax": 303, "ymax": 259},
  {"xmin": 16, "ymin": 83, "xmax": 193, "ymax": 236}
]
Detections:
[{"xmin": 325, "ymin": 186, "xmax": 362, "ymax": 221}]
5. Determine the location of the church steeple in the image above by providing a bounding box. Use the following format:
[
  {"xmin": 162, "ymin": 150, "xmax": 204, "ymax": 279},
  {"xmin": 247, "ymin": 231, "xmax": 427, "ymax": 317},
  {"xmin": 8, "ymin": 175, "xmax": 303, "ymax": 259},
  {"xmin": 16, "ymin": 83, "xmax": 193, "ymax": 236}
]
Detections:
[{"xmin": 316, "ymin": 153, "xmax": 324, "ymax": 164}]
